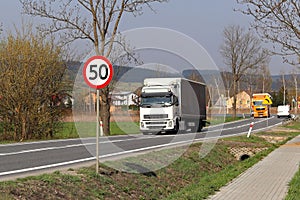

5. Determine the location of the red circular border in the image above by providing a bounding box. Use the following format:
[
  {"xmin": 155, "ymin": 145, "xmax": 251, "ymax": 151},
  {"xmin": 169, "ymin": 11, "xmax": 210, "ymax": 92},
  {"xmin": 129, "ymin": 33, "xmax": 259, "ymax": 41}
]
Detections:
[{"xmin": 83, "ymin": 55, "xmax": 113, "ymax": 89}]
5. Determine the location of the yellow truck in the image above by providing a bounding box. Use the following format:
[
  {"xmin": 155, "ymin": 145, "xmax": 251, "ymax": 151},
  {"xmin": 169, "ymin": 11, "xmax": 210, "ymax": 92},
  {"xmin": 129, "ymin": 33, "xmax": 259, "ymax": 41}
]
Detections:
[{"xmin": 251, "ymin": 93, "xmax": 272, "ymax": 118}]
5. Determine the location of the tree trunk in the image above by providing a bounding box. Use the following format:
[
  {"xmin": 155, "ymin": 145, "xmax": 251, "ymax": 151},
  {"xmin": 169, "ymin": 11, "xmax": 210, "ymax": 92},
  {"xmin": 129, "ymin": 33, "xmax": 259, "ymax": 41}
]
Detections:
[
  {"xmin": 13, "ymin": 120, "xmax": 17, "ymax": 141},
  {"xmin": 233, "ymin": 76, "xmax": 237, "ymax": 119},
  {"xmin": 100, "ymin": 89, "xmax": 111, "ymax": 135},
  {"xmin": 21, "ymin": 115, "xmax": 27, "ymax": 141}
]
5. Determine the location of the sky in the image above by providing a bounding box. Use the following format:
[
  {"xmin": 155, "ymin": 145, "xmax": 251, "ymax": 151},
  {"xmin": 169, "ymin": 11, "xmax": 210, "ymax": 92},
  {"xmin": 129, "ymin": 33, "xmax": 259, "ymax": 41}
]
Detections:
[{"xmin": 0, "ymin": 0, "xmax": 296, "ymax": 75}]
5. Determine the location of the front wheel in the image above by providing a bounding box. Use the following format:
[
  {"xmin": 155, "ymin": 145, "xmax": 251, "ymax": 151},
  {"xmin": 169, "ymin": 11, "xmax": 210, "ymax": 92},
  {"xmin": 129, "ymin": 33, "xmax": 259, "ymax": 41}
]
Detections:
[
  {"xmin": 171, "ymin": 120, "xmax": 180, "ymax": 134},
  {"xmin": 197, "ymin": 122, "xmax": 203, "ymax": 132}
]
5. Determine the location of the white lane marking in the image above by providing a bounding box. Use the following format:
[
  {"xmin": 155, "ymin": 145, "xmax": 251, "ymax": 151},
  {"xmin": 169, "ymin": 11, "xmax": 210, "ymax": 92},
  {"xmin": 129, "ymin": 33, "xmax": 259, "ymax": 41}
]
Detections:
[
  {"xmin": 195, "ymin": 121, "xmax": 283, "ymax": 141},
  {"xmin": 0, "ymin": 137, "xmax": 148, "ymax": 156},
  {"xmin": 0, "ymin": 121, "xmax": 282, "ymax": 177},
  {"xmin": 0, "ymin": 137, "xmax": 91, "ymax": 147},
  {"xmin": 0, "ymin": 157, "xmax": 95, "ymax": 176},
  {"xmin": 206, "ymin": 117, "xmax": 254, "ymax": 129},
  {"xmin": 0, "ymin": 118, "xmax": 256, "ymax": 147},
  {"xmin": 0, "ymin": 143, "xmax": 94, "ymax": 156},
  {"xmin": 0, "ymin": 137, "xmax": 198, "ymax": 177},
  {"xmin": 0, "ymin": 117, "xmax": 277, "ymax": 156},
  {"xmin": 0, "ymin": 139, "xmax": 192, "ymax": 177},
  {"xmin": 207, "ymin": 116, "xmax": 274, "ymax": 131},
  {"xmin": 0, "ymin": 134, "xmax": 143, "ymax": 147}
]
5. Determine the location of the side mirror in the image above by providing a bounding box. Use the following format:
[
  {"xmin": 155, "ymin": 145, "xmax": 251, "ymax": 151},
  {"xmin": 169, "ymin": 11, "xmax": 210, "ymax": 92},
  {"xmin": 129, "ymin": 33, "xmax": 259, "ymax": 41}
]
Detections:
[
  {"xmin": 173, "ymin": 96, "xmax": 179, "ymax": 106},
  {"xmin": 132, "ymin": 95, "xmax": 141, "ymax": 107}
]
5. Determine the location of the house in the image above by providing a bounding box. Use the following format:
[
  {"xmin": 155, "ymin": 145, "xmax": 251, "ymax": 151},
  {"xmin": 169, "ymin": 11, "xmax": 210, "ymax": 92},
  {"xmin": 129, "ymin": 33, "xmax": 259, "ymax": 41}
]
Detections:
[
  {"xmin": 83, "ymin": 91, "xmax": 138, "ymax": 112},
  {"xmin": 227, "ymin": 91, "xmax": 251, "ymax": 109},
  {"xmin": 111, "ymin": 91, "xmax": 138, "ymax": 107}
]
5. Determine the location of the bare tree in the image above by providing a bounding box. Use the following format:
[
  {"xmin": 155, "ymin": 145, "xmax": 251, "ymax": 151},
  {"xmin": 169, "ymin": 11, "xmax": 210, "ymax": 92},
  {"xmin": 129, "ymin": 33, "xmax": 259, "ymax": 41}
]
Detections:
[
  {"xmin": 220, "ymin": 25, "xmax": 269, "ymax": 118},
  {"xmin": 287, "ymin": 69, "xmax": 299, "ymax": 112},
  {"xmin": 221, "ymin": 71, "xmax": 234, "ymax": 97},
  {"xmin": 236, "ymin": 0, "xmax": 300, "ymax": 65},
  {"xmin": 20, "ymin": 0, "xmax": 168, "ymax": 135},
  {"xmin": 260, "ymin": 65, "xmax": 272, "ymax": 93},
  {"xmin": 246, "ymin": 65, "xmax": 272, "ymax": 93}
]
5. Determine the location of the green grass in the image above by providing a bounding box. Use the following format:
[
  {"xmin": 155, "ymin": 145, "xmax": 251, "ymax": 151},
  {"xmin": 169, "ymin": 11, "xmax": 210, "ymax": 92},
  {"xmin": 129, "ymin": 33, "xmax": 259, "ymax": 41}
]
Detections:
[
  {"xmin": 284, "ymin": 119, "xmax": 300, "ymax": 200},
  {"xmin": 0, "ymin": 121, "xmax": 140, "ymax": 144},
  {"xmin": 164, "ymin": 144, "xmax": 275, "ymax": 200},
  {"xmin": 208, "ymin": 116, "xmax": 246, "ymax": 126},
  {"xmin": 222, "ymin": 134, "xmax": 271, "ymax": 145},
  {"xmin": 109, "ymin": 121, "xmax": 140, "ymax": 135},
  {"xmin": 54, "ymin": 122, "xmax": 79, "ymax": 139},
  {"xmin": 286, "ymin": 167, "xmax": 300, "ymax": 200},
  {"xmin": 56, "ymin": 121, "xmax": 140, "ymax": 139},
  {"xmin": 284, "ymin": 120, "xmax": 300, "ymax": 130}
]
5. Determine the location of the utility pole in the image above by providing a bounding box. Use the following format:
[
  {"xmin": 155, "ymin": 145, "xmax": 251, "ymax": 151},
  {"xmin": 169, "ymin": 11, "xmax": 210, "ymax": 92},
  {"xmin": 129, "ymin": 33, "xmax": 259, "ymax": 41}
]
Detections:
[
  {"xmin": 282, "ymin": 73, "xmax": 286, "ymax": 105},
  {"xmin": 292, "ymin": 72, "xmax": 298, "ymax": 114}
]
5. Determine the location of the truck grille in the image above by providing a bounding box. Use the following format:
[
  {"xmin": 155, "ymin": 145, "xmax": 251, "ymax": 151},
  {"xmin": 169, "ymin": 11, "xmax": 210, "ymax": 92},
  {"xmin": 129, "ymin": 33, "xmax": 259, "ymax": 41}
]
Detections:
[
  {"xmin": 144, "ymin": 114, "xmax": 168, "ymax": 119},
  {"xmin": 148, "ymin": 126, "xmax": 166, "ymax": 130},
  {"xmin": 256, "ymin": 108, "xmax": 265, "ymax": 111},
  {"xmin": 146, "ymin": 122, "xmax": 167, "ymax": 125}
]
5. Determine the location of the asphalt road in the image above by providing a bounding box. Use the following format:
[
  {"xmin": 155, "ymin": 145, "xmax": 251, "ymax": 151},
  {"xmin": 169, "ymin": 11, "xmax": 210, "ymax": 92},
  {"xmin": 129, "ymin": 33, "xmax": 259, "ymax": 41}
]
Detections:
[{"xmin": 0, "ymin": 116, "xmax": 284, "ymax": 180}]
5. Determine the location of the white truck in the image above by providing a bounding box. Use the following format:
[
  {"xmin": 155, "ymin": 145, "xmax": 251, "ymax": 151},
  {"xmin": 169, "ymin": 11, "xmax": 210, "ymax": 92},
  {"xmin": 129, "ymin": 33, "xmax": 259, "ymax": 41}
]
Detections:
[{"xmin": 139, "ymin": 78, "xmax": 206, "ymax": 134}]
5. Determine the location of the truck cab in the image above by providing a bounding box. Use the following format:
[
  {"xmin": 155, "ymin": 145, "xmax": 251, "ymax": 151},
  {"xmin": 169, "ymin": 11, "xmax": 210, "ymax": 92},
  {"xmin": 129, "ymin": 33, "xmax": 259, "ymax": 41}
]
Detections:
[
  {"xmin": 139, "ymin": 78, "xmax": 206, "ymax": 135},
  {"xmin": 139, "ymin": 84, "xmax": 180, "ymax": 135},
  {"xmin": 251, "ymin": 93, "xmax": 272, "ymax": 118}
]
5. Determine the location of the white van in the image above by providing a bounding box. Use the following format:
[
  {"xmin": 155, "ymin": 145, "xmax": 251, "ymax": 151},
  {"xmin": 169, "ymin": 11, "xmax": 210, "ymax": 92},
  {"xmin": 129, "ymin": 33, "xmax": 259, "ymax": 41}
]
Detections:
[{"xmin": 277, "ymin": 105, "xmax": 291, "ymax": 118}]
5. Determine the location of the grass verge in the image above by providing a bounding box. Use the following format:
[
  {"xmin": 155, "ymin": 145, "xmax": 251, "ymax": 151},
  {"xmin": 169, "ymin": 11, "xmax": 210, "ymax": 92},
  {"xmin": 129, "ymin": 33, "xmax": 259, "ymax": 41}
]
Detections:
[
  {"xmin": 0, "ymin": 121, "xmax": 140, "ymax": 144},
  {"xmin": 55, "ymin": 121, "xmax": 140, "ymax": 139},
  {"xmin": 0, "ymin": 115, "xmax": 245, "ymax": 144},
  {"xmin": 207, "ymin": 116, "xmax": 247, "ymax": 126},
  {"xmin": 286, "ymin": 167, "xmax": 300, "ymax": 200},
  {"xmin": 283, "ymin": 120, "xmax": 300, "ymax": 200},
  {"xmin": 0, "ymin": 121, "xmax": 299, "ymax": 200}
]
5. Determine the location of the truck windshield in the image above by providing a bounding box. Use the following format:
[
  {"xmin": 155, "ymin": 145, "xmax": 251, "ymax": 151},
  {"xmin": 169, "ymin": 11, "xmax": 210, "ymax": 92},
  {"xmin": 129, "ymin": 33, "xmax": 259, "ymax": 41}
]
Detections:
[
  {"xmin": 252, "ymin": 101, "xmax": 263, "ymax": 106},
  {"xmin": 141, "ymin": 96, "xmax": 172, "ymax": 107}
]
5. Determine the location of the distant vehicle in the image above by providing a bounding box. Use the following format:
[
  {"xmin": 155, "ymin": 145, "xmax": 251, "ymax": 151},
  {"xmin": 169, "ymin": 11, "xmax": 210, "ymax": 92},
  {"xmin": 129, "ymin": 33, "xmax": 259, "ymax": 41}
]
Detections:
[
  {"xmin": 139, "ymin": 78, "xmax": 206, "ymax": 135},
  {"xmin": 251, "ymin": 93, "xmax": 272, "ymax": 118},
  {"xmin": 277, "ymin": 105, "xmax": 291, "ymax": 118}
]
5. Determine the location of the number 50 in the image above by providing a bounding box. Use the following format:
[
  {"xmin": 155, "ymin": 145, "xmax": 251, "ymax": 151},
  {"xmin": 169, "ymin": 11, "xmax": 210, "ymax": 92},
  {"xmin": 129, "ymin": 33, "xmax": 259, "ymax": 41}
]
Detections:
[{"xmin": 88, "ymin": 64, "xmax": 108, "ymax": 81}]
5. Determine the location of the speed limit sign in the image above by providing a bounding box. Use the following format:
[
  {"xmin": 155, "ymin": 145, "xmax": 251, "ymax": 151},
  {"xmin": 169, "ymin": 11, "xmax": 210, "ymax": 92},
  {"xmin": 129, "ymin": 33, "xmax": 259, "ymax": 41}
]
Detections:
[{"xmin": 83, "ymin": 55, "xmax": 113, "ymax": 89}]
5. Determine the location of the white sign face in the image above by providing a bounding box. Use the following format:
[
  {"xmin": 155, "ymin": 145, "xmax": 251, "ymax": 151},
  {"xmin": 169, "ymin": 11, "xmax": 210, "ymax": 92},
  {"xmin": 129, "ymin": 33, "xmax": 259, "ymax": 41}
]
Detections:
[{"xmin": 83, "ymin": 56, "xmax": 113, "ymax": 89}]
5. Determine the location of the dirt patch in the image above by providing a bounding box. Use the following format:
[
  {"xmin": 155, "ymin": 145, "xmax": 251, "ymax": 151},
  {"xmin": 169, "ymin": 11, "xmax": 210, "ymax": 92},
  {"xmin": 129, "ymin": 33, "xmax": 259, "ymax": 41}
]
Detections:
[
  {"xmin": 258, "ymin": 135, "xmax": 288, "ymax": 143},
  {"xmin": 266, "ymin": 126, "xmax": 299, "ymax": 133}
]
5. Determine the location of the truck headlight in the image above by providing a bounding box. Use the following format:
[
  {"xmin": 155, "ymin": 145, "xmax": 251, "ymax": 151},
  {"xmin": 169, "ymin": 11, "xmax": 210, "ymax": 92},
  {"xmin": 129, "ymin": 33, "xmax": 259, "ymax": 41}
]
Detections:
[
  {"xmin": 168, "ymin": 120, "xmax": 173, "ymax": 127},
  {"xmin": 141, "ymin": 122, "xmax": 144, "ymax": 128}
]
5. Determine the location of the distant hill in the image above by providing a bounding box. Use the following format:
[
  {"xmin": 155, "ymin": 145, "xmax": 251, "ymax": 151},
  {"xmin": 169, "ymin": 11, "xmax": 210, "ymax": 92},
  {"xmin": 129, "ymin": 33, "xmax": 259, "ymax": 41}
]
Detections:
[
  {"xmin": 271, "ymin": 74, "xmax": 300, "ymax": 91},
  {"xmin": 66, "ymin": 62, "xmax": 182, "ymax": 84},
  {"xmin": 65, "ymin": 61, "xmax": 299, "ymax": 93}
]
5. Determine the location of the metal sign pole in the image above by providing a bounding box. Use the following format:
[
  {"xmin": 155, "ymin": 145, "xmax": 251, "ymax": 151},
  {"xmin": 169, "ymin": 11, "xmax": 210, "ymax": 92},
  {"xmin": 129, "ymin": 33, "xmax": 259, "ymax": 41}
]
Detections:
[
  {"xmin": 82, "ymin": 55, "xmax": 113, "ymax": 175},
  {"xmin": 96, "ymin": 89, "xmax": 100, "ymax": 174}
]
